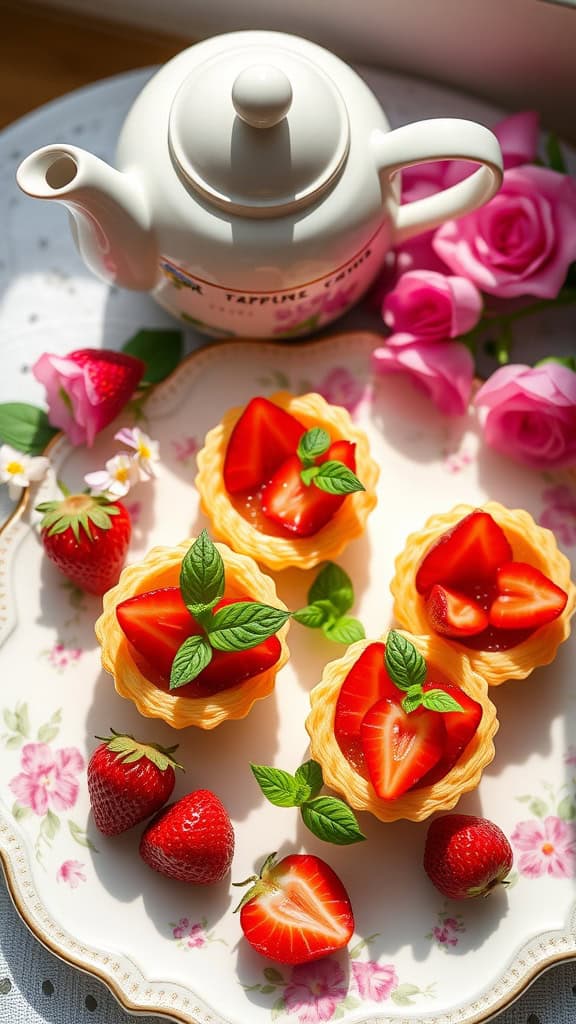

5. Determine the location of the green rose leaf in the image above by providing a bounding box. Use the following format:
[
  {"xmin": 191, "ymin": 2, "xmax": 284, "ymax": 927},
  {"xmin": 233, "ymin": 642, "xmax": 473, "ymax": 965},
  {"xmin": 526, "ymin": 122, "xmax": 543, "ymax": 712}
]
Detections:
[
  {"xmin": 122, "ymin": 328, "xmax": 183, "ymax": 384},
  {"xmin": 292, "ymin": 603, "xmax": 331, "ymax": 629},
  {"xmin": 536, "ymin": 355, "xmax": 576, "ymax": 372},
  {"xmin": 207, "ymin": 602, "xmax": 290, "ymax": 652},
  {"xmin": 300, "ymin": 796, "xmax": 366, "ymax": 845},
  {"xmin": 324, "ymin": 616, "xmax": 365, "ymax": 645},
  {"xmin": 545, "ymin": 132, "xmax": 567, "ymax": 174},
  {"xmin": 295, "ymin": 759, "xmax": 324, "ymax": 799},
  {"xmin": 251, "ymin": 764, "xmax": 308, "ymax": 807},
  {"xmin": 169, "ymin": 634, "xmax": 213, "ymax": 689},
  {"xmin": 312, "ymin": 461, "xmax": 365, "ymax": 495},
  {"xmin": 297, "ymin": 427, "xmax": 331, "ymax": 466},
  {"xmin": 385, "ymin": 631, "xmax": 427, "ymax": 692},
  {"xmin": 309, "ymin": 562, "xmax": 354, "ymax": 615},
  {"xmin": 421, "ymin": 689, "xmax": 463, "ymax": 713},
  {"xmin": 0, "ymin": 403, "xmax": 58, "ymax": 455},
  {"xmin": 180, "ymin": 530, "xmax": 225, "ymax": 615}
]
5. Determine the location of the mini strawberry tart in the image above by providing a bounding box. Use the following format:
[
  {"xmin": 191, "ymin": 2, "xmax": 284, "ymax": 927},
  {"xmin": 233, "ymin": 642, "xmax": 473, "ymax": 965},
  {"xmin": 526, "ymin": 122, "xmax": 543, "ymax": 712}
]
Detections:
[
  {"xmin": 195, "ymin": 393, "xmax": 379, "ymax": 571},
  {"xmin": 95, "ymin": 531, "xmax": 290, "ymax": 729},
  {"xmin": 306, "ymin": 629, "xmax": 498, "ymax": 823},
  {"xmin": 390, "ymin": 501, "xmax": 575, "ymax": 686}
]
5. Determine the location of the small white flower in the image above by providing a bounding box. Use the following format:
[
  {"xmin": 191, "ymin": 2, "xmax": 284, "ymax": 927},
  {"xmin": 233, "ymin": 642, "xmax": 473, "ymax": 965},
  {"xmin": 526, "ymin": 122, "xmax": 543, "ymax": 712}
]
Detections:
[
  {"xmin": 84, "ymin": 453, "xmax": 140, "ymax": 498},
  {"xmin": 0, "ymin": 444, "xmax": 49, "ymax": 500},
  {"xmin": 115, "ymin": 427, "xmax": 160, "ymax": 478}
]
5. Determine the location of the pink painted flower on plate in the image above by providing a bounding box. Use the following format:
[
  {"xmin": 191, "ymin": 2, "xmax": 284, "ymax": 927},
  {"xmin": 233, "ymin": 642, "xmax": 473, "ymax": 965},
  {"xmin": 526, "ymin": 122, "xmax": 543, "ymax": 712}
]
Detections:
[
  {"xmin": 540, "ymin": 485, "xmax": 576, "ymax": 546},
  {"xmin": 382, "ymin": 270, "xmax": 482, "ymax": 343},
  {"xmin": 474, "ymin": 363, "xmax": 576, "ymax": 469},
  {"xmin": 283, "ymin": 959, "xmax": 347, "ymax": 1024},
  {"xmin": 511, "ymin": 815, "xmax": 576, "ymax": 878},
  {"xmin": 372, "ymin": 340, "xmax": 475, "ymax": 416},
  {"xmin": 9, "ymin": 743, "xmax": 85, "ymax": 816},
  {"xmin": 57, "ymin": 860, "xmax": 87, "ymax": 888},
  {"xmin": 433, "ymin": 165, "xmax": 576, "ymax": 299},
  {"xmin": 316, "ymin": 367, "xmax": 365, "ymax": 414},
  {"xmin": 172, "ymin": 917, "xmax": 207, "ymax": 948},
  {"xmin": 351, "ymin": 961, "xmax": 397, "ymax": 1002},
  {"xmin": 171, "ymin": 436, "xmax": 199, "ymax": 465},
  {"xmin": 45, "ymin": 642, "xmax": 83, "ymax": 671}
]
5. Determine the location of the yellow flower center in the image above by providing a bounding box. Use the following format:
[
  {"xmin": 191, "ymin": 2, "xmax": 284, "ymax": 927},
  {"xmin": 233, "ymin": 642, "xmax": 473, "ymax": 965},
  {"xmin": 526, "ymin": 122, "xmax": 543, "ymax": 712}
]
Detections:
[
  {"xmin": 138, "ymin": 441, "xmax": 151, "ymax": 459},
  {"xmin": 6, "ymin": 460, "xmax": 24, "ymax": 475},
  {"xmin": 541, "ymin": 842, "xmax": 555, "ymax": 856},
  {"xmin": 114, "ymin": 466, "xmax": 129, "ymax": 483}
]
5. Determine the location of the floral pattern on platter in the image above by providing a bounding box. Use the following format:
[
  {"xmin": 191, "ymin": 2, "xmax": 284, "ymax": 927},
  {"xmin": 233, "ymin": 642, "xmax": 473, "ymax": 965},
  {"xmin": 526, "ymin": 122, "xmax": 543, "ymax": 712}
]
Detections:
[
  {"xmin": 539, "ymin": 483, "xmax": 576, "ymax": 547},
  {"xmin": 511, "ymin": 775, "xmax": 576, "ymax": 880},
  {"xmin": 256, "ymin": 366, "xmax": 368, "ymax": 417},
  {"xmin": 241, "ymin": 935, "xmax": 435, "ymax": 1021},
  {"xmin": 426, "ymin": 907, "xmax": 466, "ymax": 950},
  {"xmin": 40, "ymin": 642, "xmax": 83, "ymax": 672},
  {"xmin": 57, "ymin": 859, "xmax": 87, "ymax": 888},
  {"xmin": 170, "ymin": 916, "xmax": 227, "ymax": 951},
  {"xmin": 2, "ymin": 703, "xmax": 96, "ymax": 866},
  {"xmin": 170, "ymin": 435, "xmax": 199, "ymax": 465}
]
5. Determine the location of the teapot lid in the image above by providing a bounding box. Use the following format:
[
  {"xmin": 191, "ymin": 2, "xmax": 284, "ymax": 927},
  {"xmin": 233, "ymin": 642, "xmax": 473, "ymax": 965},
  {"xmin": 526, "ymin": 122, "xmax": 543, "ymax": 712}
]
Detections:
[{"xmin": 168, "ymin": 44, "xmax": 350, "ymax": 217}]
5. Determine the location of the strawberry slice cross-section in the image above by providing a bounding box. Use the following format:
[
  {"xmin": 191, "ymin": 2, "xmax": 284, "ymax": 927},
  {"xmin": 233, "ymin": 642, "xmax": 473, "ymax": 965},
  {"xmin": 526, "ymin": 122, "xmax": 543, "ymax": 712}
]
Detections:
[
  {"xmin": 489, "ymin": 561, "xmax": 568, "ymax": 631},
  {"xmin": 260, "ymin": 439, "xmax": 357, "ymax": 537},
  {"xmin": 415, "ymin": 510, "xmax": 513, "ymax": 595},
  {"xmin": 360, "ymin": 698, "xmax": 445, "ymax": 800},
  {"xmin": 334, "ymin": 642, "xmax": 399, "ymax": 775},
  {"xmin": 426, "ymin": 583, "xmax": 489, "ymax": 637},
  {"xmin": 223, "ymin": 396, "xmax": 305, "ymax": 494}
]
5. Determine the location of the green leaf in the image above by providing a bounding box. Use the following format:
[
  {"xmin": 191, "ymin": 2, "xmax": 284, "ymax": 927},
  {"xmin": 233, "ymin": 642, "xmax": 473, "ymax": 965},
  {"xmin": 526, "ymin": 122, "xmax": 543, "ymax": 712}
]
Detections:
[
  {"xmin": 12, "ymin": 802, "xmax": 32, "ymax": 822},
  {"xmin": 401, "ymin": 691, "xmax": 423, "ymax": 714},
  {"xmin": 41, "ymin": 809, "xmax": 60, "ymax": 841},
  {"xmin": 536, "ymin": 355, "xmax": 576, "ymax": 372},
  {"xmin": 529, "ymin": 797, "xmax": 549, "ymax": 818},
  {"xmin": 263, "ymin": 967, "xmax": 285, "ymax": 985},
  {"xmin": 5, "ymin": 735, "xmax": 23, "ymax": 750},
  {"xmin": 297, "ymin": 427, "xmax": 331, "ymax": 466},
  {"xmin": 421, "ymin": 689, "xmax": 463, "ymax": 713},
  {"xmin": 250, "ymin": 764, "xmax": 305, "ymax": 807},
  {"xmin": 300, "ymin": 465, "xmax": 319, "ymax": 487},
  {"xmin": 3, "ymin": 710, "xmax": 18, "ymax": 731},
  {"xmin": 295, "ymin": 760, "xmax": 323, "ymax": 799},
  {"xmin": 0, "ymin": 403, "xmax": 58, "ymax": 455},
  {"xmin": 312, "ymin": 461, "xmax": 365, "ymax": 495},
  {"xmin": 557, "ymin": 795, "xmax": 576, "ymax": 821},
  {"xmin": 169, "ymin": 634, "xmax": 213, "ymax": 689},
  {"xmin": 300, "ymin": 796, "xmax": 366, "ymax": 845},
  {"xmin": 36, "ymin": 724, "xmax": 60, "ymax": 744},
  {"xmin": 271, "ymin": 997, "xmax": 285, "ymax": 1021},
  {"xmin": 68, "ymin": 819, "xmax": 98, "ymax": 851},
  {"xmin": 323, "ymin": 616, "xmax": 365, "ymax": 645},
  {"xmin": 545, "ymin": 132, "xmax": 567, "ymax": 173},
  {"xmin": 207, "ymin": 602, "xmax": 290, "ymax": 652},
  {"xmin": 391, "ymin": 983, "xmax": 420, "ymax": 1006},
  {"xmin": 180, "ymin": 531, "xmax": 225, "ymax": 615},
  {"xmin": 292, "ymin": 603, "xmax": 331, "ymax": 629},
  {"xmin": 309, "ymin": 562, "xmax": 354, "ymax": 615},
  {"xmin": 260, "ymin": 985, "xmax": 276, "ymax": 994},
  {"xmin": 385, "ymin": 630, "xmax": 427, "ymax": 692},
  {"xmin": 122, "ymin": 328, "xmax": 183, "ymax": 384}
]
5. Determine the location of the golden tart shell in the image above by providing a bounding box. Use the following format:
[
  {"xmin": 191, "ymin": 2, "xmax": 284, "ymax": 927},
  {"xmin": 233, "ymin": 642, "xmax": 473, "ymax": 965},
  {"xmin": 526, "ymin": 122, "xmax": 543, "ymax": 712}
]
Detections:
[
  {"xmin": 390, "ymin": 500, "xmax": 576, "ymax": 687},
  {"xmin": 95, "ymin": 539, "xmax": 290, "ymax": 730},
  {"xmin": 306, "ymin": 630, "xmax": 498, "ymax": 823},
  {"xmin": 195, "ymin": 391, "xmax": 379, "ymax": 571}
]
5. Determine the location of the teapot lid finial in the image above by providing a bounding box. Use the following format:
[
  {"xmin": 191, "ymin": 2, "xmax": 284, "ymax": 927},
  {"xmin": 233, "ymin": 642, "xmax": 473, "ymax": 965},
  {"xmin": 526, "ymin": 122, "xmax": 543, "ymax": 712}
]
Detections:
[{"xmin": 168, "ymin": 44, "xmax": 350, "ymax": 217}]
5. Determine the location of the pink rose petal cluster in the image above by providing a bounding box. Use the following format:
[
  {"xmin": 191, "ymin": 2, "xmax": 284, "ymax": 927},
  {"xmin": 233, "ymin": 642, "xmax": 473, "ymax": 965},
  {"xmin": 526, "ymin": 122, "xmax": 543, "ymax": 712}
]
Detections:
[
  {"xmin": 283, "ymin": 959, "xmax": 347, "ymax": 1024},
  {"xmin": 475, "ymin": 362, "xmax": 576, "ymax": 468},
  {"xmin": 373, "ymin": 341, "xmax": 475, "ymax": 416},
  {"xmin": 9, "ymin": 742, "xmax": 84, "ymax": 815}
]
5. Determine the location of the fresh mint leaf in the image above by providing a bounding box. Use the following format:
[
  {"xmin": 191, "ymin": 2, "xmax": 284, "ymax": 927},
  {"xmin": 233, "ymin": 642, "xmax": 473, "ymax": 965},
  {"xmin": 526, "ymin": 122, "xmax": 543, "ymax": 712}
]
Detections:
[
  {"xmin": 292, "ymin": 603, "xmax": 331, "ymax": 629},
  {"xmin": 300, "ymin": 465, "xmax": 319, "ymax": 487},
  {"xmin": 169, "ymin": 634, "xmax": 212, "ymax": 689},
  {"xmin": 312, "ymin": 461, "xmax": 365, "ymax": 495},
  {"xmin": 207, "ymin": 602, "xmax": 290, "ymax": 652},
  {"xmin": 385, "ymin": 631, "xmax": 427, "ymax": 692},
  {"xmin": 295, "ymin": 760, "xmax": 323, "ymax": 799},
  {"xmin": 0, "ymin": 403, "xmax": 58, "ymax": 455},
  {"xmin": 297, "ymin": 427, "xmax": 330, "ymax": 466},
  {"xmin": 324, "ymin": 616, "xmax": 365, "ymax": 645},
  {"xmin": 300, "ymin": 796, "xmax": 366, "ymax": 845},
  {"xmin": 309, "ymin": 562, "xmax": 354, "ymax": 615},
  {"xmin": 180, "ymin": 531, "xmax": 225, "ymax": 616},
  {"xmin": 421, "ymin": 689, "xmax": 463, "ymax": 713},
  {"xmin": 122, "ymin": 328, "xmax": 183, "ymax": 384},
  {"xmin": 251, "ymin": 764, "xmax": 308, "ymax": 807},
  {"xmin": 401, "ymin": 691, "xmax": 423, "ymax": 714}
]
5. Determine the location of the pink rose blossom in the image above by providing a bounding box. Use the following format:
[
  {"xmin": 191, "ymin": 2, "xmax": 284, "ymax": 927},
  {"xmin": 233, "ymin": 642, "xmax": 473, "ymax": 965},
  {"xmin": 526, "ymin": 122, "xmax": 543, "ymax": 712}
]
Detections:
[
  {"xmin": 57, "ymin": 860, "xmax": 87, "ymax": 888},
  {"xmin": 475, "ymin": 363, "xmax": 576, "ymax": 468},
  {"xmin": 511, "ymin": 815, "xmax": 576, "ymax": 878},
  {"xmin": 9, "ymin": 742, "xmax": 84, "ymax": 816},
  {"xmin": 540, "ymin": 485, "xmax": 576, "ymax": 546},
  {"xmin": 283, "ymin": 959, "xmax": 347, "ymax": 1024},
  {"xmin": 373, "ymin": 340, "xmax": 475, "ymax": 416},
  {"xmin": 494, "ymin": 111, "xmax": 540, "ymax": 169},
  {"xmin": 317, "ymin": 367, "xmax": 365, "ymax": 414},
  {"xmin": 433, "ymin": 166, "xmax": 576, "ymax": 299},
  {"xmin": 382, "ymin": 270, "xmax": 482, "ymax": 343},
  {"xmin": 351, "ymin": 961, "xmax": 397, "ymax": 1002}
]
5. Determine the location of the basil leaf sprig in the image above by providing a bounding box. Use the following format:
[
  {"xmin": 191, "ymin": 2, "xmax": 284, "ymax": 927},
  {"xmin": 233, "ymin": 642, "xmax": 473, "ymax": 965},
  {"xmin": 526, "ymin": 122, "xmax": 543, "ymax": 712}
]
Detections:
[
  {"xmin": 251, "ymin": 759, "xmax": 366, "ymax": 845},
  {"xmin": 293, "ymin": 562, "xmax": 365, "ymax": 645},
  {"xmin": 296, "ymin": 427, "xmax": 365, "ymax": 495},
  {"xmin": 169, "ymin": 530, "xmax": 290, "ymax": 690},
  {"xmin": 385, "ymin": 630, "xmax": 463, "ymax": 715}
]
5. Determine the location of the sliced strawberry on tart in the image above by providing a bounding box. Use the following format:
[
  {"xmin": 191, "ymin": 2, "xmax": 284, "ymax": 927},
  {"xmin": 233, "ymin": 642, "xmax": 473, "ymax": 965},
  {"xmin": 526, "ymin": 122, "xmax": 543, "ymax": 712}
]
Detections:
[
  {"xmin": 307, "ymin": 630, "xmax": 498, "ymax": 823},
  {"xmin": 95, "ymin": 531, "xmax": 290, "ymax": 729},
  {"xmin": 391, "ymin": 501, "xmax": 575, "ymax": 686},
  {"xmin": 195, "ymin": 392, "xmax": 379, "ymax": 571}
]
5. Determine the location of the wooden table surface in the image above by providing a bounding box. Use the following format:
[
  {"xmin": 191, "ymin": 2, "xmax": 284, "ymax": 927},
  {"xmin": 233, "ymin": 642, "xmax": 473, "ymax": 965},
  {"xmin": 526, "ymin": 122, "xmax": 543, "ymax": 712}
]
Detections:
[{"xmin": 0, "ymin": 1, "xmax": 191, "ymax": 129}]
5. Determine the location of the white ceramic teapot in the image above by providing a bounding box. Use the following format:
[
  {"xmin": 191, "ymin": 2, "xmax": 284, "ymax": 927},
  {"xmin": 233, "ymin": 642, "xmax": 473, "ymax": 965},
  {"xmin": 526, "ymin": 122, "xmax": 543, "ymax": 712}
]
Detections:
[{"xmin": 17, "ymin": 31, "xmax": 503, "ymax": 339}]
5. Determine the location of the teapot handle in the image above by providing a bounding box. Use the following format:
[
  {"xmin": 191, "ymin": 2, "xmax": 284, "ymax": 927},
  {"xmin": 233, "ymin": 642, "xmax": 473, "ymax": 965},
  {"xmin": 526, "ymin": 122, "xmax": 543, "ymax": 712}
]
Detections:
[{"xmin": 372, "ymin": 118, "xmax": 503, "ymax": 244}]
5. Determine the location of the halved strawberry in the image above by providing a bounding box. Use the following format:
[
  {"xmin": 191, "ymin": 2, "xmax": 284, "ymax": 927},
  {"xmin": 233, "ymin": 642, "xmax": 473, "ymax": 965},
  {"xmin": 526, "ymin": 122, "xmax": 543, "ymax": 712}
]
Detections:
[
  {"xmin": 334, "ymin": 643, "xmax": 398, "ymax": 775},
  {"xmin": 223, "ymin": 397, "xmax": 304, "ymax": 494},
  {"xmin": 415, "ymin": 682, "xmax": 482, "ymax": 787},
  {"xmin": 260, "ymin": 440, "xmax": 357, "ymax": 537},
  {"xmin": 238, "ymin": 852, "xmax": 354, "ymax": 964},
  {"xmin": 360, "ymin": 698, "xmax": 445, "ymax": 799},
  {"xmin": 426, "ymin": 583, "xmax": 489, "ymax": 637},
  {"xmin": 415, "ymin": 510, "xmax": 513, "ymax": 595},
  {"xmin": 116, "ymin": 587, "xmax": 280, "ymax": 696},
  {"xmin": 489, "ymin": 561, "xmax": 568, "ymax": 631}
]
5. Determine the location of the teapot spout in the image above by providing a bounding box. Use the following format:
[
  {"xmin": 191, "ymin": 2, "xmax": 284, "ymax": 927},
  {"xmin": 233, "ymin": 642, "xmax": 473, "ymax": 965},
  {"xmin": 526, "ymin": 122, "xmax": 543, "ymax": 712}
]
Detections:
[{"xmin": 16, "ymin": 145, "xmax": 157, "ymax": 291}]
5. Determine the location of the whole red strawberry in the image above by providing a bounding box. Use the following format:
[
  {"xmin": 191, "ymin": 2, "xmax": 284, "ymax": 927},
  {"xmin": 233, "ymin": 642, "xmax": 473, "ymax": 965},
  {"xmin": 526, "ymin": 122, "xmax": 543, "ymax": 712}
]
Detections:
[
  {"xmin": 36, "ymin": 487, "xmax": 131, "ymax": 595},
  {"xmin": 140, "ymin": 790, "xmax": 235, "ymax": 884},
  {"xmin": 88, "ymin": 730, "xmax": 182, "ymax": 836},
  {"xmin": 424, "ymin": 814, "xmax": 513, "ymax": 899}
]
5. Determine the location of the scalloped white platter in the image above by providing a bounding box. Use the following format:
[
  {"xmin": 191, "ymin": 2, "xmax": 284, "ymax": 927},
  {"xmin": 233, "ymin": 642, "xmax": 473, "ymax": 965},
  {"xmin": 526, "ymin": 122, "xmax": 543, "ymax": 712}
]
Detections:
[{"xmin": 0, "ymin": 332, "xmax": 575, "ymax": 1024}]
